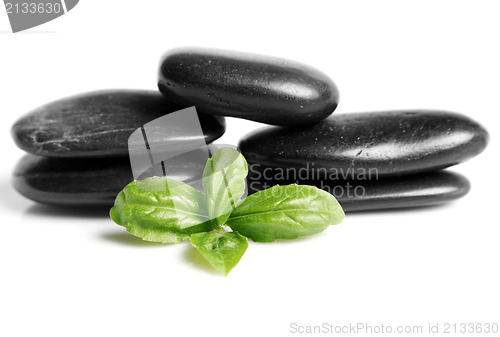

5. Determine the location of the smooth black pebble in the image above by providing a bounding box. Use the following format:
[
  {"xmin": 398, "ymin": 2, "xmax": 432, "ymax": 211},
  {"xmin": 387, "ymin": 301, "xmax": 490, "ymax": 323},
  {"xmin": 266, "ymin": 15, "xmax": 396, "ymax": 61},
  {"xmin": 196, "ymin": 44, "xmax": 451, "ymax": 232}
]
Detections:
[
  {"xmin": 11, "ymin": 90, "xmax": 226, "ymax": 158},
  {"xmin": 13, "ymin": 154, "xmax": 208, "ymax": 206},
  {"xmin": 246, "ymin": 166, "xmax": 470, "ymax": 212},
  {"xmin": 240, "ymin": 110, "xmax": 489, "ymax": 177},
  {"xmin": 158, "ymin": 47, "xmax": 339, "ymax": 126}
]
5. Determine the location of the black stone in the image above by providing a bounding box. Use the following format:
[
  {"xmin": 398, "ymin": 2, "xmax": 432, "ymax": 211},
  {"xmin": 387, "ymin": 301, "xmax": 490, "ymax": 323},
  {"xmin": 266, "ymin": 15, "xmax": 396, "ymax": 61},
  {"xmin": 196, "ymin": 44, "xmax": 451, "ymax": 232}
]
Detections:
[
  {"xmin": 14, "ymin": 154, "xmax": 471, "ymax": 211},
  {"xmin": 246, "ymin": 165, "xmax": 470, "ymax": 212},
  {"xmin": 239, "ymin": 110, "xmax": 489, "ymax": 177},
  {"xmin": 158, "ymin": 47, "xmax": 339, "ymax": 126},
  {"xmin": 11, "ymin": 90, "xmax": 226, "ymax": 158},
  {"xmin": 13, "ymin": 154, "xmax": 208, "ymax": 206}
]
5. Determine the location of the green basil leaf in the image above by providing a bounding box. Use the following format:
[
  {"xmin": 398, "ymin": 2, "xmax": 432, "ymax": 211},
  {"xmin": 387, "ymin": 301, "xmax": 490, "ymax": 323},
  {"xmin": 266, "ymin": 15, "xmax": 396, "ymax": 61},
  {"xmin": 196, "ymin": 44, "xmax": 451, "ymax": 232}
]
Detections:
[
  {"xmin": 110, "ymin": 177, "xmax": 212, "ymax": 243},
  {"xmin": 190, "ymin": 231, "xmax": 248, "ymax": 275},
  {"xmin": 226, "ymin": 184, "xmax": 344, "ymax": 242},
  {"xmin": 202, "ymin": 147, "xmax": 248, "ymax": 227}
]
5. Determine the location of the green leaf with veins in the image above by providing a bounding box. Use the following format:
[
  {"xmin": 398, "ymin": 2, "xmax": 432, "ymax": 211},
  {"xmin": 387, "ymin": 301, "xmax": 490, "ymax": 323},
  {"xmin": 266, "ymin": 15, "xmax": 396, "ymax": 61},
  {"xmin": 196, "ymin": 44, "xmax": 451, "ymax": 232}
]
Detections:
[
  {"xmin": 202, "ymin": 147, "xmax": 248, "ymax": 228},
  {"xmin": 110, "ymin": 177, "xmax": 213, "ymax": 243},
  {"xmin": 190, "ymin": 231, "xmax": 248, "ymax": 275},
  {"xmin": 226, "ymin": 184, "xmax": 344, "ymax": 242}
]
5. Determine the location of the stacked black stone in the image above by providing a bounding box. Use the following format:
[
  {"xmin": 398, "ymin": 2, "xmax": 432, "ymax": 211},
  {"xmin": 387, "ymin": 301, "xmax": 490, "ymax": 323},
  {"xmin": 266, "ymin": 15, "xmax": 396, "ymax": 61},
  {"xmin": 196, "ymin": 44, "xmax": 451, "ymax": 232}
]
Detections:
[
  {"xmin": 11, "ymin": 90, "xmax": 226, "ymax": 206},
  {"xmin": 11, "ymin": 48, "xmax": 489, "ymax": 211},
  {"xmin": 238, "ymin": 111, "xmax": 487, "ymax": 212}
]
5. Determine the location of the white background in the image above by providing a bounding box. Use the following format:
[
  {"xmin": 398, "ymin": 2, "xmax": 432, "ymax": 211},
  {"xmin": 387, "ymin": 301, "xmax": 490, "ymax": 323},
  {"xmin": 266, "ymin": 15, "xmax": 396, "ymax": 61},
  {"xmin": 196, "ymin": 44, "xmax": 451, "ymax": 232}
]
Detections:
[{"xmin": 1, "ymin": 1, "xmax": 499, "ymax": 336}]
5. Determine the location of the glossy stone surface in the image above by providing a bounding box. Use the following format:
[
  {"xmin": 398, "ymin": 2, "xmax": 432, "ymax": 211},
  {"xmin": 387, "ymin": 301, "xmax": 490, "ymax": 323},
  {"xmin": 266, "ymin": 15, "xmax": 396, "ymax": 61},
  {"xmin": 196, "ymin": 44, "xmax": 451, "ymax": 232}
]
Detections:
[
  {"xmin": 158, "ymin": 47, "xmax": 339, "ymax": 126},
  {"xmin": 13, "ymin": 154, "xmax": 208, "ymax": 206},
  {"xmin": 240, "ymin": 110, "xmax": 489, "ymax": 177},
  {"xmin": 11, "ymin": 90, "xmax": 226, "ymax": 158},
  {"xmin": 246, "ymin": 166, "xmax": 470, "ymax": 212}
]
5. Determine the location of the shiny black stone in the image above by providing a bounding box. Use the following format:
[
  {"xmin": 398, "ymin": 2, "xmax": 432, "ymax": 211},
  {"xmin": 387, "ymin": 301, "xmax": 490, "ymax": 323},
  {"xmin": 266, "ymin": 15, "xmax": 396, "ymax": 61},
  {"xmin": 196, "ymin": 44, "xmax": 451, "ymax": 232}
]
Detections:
[
  {"xmin": 246, "ymin": 165, "xmax": 470, "ymax": 212},
  {"xmin": 239, "ymin": 110, "xmax": 488, "ymax": 177},
  {"xmin": 158, "ymin": 47, "xmax": 339, "ymax": 126},
  {"xmin": 11, "ymin": 90, "xmax": 226, "ymax": 158},
  {"xmin": 12, "ymin": 154, "xmax": 207, "ymax": 206}
]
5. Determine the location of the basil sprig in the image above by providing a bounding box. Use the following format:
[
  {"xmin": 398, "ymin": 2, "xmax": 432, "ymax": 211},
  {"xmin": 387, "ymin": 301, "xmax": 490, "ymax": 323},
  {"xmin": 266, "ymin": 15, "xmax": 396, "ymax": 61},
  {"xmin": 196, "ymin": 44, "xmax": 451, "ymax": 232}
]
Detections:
[{"xmin": 110, "ymin": 148, "xmax": 344, "ymax": 274}]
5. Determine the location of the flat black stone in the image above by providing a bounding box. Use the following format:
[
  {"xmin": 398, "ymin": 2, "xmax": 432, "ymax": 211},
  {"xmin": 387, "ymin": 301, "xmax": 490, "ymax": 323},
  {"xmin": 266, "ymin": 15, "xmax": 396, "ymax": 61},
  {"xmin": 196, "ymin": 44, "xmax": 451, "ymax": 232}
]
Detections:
[
  {"xmin": 11, "ymin": 90, "xmax": 226, "ymax": 158},
  {"xmin": 13, "ymin": 154, "xmax": 208, "ymax": 206},
  {"xmin": 158, "ymin": 47, "xmax": 339, "ymax": 126},
  {"xmin": 239, "ymin": 110, "xmax": 489, "ymax": 177},
  {"xmin": 246, "ymin": 165, "xmax": 470, "ymax": 212},
  {"xmin": 14, "ymin": 154, "xmax": 471, "ymax": 211}
]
